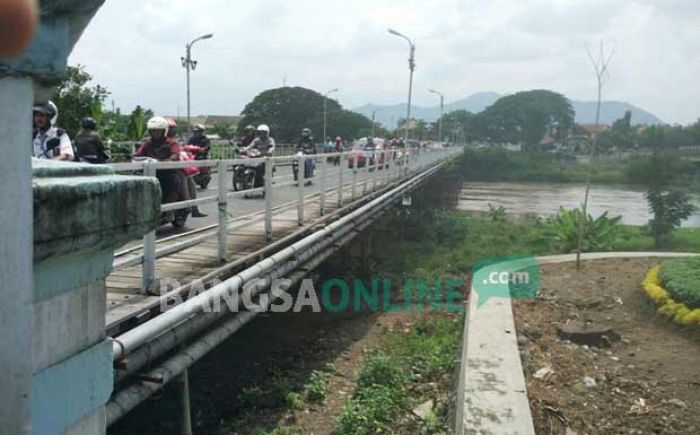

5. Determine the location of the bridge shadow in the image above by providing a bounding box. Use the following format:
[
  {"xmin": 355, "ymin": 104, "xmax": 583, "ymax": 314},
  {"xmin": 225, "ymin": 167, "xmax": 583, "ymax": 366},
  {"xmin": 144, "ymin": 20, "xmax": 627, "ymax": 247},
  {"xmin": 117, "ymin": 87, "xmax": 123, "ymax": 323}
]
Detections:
[{"xmin": 108, "ymin": 277, "xmax": 380, "ymax": 435}]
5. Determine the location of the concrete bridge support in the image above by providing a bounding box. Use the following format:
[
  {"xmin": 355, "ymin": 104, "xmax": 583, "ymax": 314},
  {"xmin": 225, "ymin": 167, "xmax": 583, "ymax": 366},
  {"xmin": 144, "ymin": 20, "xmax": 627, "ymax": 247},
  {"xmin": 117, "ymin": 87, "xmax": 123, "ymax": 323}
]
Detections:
[
  {"xmin": 30, "ymin": 161, "xmax": 159, "ymax": 434},
  {"xmin": 0, "ymin": 2, "xmax": 160, "ymax": 433}
]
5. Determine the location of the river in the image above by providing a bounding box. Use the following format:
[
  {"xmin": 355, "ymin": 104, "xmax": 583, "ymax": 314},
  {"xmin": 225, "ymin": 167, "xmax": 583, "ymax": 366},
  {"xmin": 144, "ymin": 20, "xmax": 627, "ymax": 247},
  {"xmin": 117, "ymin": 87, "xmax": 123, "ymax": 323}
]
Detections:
[{"xmin": 458, "ymin": 182, "xmax": 700, "ymax": 227}]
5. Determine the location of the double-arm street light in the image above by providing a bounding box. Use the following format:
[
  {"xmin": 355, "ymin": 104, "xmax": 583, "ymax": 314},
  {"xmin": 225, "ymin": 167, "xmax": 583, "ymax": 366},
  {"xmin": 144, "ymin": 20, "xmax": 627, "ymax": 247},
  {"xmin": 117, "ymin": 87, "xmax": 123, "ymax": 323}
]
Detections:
[
  {"xmin": 181, "ymin": 33, "xmax": 214, "ymax": 125},
  {"xmin": 388, "ymin": 28, "xmax": 415, "ymax": 141},
  {"xmin": 323, "ymin": 88, "xmax": 339, "ymax": 144},
  {"xmin": 429, "ymin": 89, "xmax": 444, "ymax": 143}
]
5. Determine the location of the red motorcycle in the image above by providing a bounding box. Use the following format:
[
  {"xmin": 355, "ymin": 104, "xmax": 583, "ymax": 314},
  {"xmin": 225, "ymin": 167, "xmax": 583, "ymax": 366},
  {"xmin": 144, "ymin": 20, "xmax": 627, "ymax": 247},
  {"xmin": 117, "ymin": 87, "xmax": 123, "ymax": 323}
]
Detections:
[{"xmin": 183, "ymin": 144, "xmax": 211, "ymax": 189}]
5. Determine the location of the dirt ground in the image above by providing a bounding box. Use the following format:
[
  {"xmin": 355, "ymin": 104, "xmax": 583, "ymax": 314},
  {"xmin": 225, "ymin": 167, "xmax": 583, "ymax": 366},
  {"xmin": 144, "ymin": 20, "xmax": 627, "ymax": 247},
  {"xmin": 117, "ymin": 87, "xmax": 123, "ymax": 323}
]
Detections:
[
  {"xmin": 109, "ymin": 302, "xmax": 449, "ymax": 435},
  {"xmin": 513, "ymin": 258, "xmax": 700, "ymax": 435}
]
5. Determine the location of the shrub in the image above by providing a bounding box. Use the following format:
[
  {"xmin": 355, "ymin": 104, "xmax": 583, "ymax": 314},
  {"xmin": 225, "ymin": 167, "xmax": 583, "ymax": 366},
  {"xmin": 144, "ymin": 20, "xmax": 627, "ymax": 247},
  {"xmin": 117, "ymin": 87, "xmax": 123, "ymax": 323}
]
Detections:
[
  {"xmin": 357, "ymin": 351, "xmax": 407, "ymax": 390},
  {"xmin": 646, "ymin": 189, "xmax": 695, "ymax": 248},
  {"xmin": 547, "ymin": 206, "xmax": 621, "ymax": 253},
  {"xmin": 659, "ymin": 258, "xmax": 700, "ymax": 309},
  {"xmin": 335, "ymin": 385, "xmax": 405, "ymax": 435},
  {"xmin": 305, "ymin": 370, "xmax": 327, "ymax": 403},
  {"xmin": 643, "ymin": 265, "xmax": 700, "ymax": 326}
]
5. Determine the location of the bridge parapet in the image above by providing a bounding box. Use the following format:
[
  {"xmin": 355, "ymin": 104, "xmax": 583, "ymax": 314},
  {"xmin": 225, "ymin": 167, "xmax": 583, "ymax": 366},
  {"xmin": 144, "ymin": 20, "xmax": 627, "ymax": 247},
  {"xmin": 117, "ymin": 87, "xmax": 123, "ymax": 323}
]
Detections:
[{"xmin": 30, "ymin": 160, "xmax": 159, "ymax": 434}]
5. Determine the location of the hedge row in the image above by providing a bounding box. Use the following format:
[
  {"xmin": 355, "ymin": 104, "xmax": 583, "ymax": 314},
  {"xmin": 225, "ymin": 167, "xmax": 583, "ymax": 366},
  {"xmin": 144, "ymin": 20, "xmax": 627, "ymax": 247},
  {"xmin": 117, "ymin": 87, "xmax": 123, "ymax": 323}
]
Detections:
[{"xmin": 643, "ymin": 265, "xmax": 700, "ymax": 326}]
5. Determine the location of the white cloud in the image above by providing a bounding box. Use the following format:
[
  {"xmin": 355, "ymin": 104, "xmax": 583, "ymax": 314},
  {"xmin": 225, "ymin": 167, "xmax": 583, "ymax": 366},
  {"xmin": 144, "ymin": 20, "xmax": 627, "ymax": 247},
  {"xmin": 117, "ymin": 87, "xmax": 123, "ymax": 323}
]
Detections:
[{"xmin": 68, "ymin": 0, "xmax": 700, "ymax": 123}]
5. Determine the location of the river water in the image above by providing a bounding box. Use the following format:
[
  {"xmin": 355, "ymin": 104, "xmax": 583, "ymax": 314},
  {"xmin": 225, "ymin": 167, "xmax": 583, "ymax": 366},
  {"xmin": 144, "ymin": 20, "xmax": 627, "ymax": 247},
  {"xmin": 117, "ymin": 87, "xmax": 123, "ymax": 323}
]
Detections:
[{"xmin": 458, "ymin": 182, "xmax": 700, "ymax": 227}]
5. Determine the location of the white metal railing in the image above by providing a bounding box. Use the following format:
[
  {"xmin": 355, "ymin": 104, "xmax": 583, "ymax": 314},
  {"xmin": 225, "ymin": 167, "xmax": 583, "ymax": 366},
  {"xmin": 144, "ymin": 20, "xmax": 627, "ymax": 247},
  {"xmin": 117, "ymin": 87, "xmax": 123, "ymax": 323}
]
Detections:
[{"xmin": 108, "ymin": 146, "xmax": 460, "ymax": 294}]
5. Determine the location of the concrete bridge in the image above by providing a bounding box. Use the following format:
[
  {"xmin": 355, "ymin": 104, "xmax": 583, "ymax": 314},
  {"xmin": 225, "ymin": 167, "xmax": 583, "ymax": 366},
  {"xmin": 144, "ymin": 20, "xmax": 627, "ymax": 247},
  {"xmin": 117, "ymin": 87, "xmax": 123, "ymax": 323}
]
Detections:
[
  {"xmin": 0, "ymin": 2, "xmax": 467, "ymax": 433},
  {"xmin": 104, "ymin": 146, "xmax": 461, "ymax": 427}
]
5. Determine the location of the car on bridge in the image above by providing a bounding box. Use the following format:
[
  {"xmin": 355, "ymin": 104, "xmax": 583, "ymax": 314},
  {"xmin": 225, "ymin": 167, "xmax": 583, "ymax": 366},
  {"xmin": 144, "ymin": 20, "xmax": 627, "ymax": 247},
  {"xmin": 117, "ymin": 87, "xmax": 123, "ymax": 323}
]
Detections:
[{"xmin": 347, "ymin": 137, "xmax": 390, "ymax": 169}]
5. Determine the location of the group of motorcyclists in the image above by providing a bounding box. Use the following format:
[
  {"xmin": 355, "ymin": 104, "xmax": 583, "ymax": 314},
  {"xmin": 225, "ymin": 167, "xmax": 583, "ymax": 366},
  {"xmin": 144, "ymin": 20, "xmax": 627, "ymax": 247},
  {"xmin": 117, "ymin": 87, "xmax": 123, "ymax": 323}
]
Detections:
[{"xmin": 30, "ymin": 99, "xmax": 354, "ymax": 227}]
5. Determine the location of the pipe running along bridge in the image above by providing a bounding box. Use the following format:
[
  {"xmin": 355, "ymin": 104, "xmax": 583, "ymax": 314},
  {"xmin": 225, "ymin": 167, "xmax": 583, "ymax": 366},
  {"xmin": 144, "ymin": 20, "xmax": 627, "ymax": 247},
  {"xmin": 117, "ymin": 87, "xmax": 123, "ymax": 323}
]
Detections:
[{"xmin": 103, "ymin": 146, "xmax": 461, "ymax": 425}]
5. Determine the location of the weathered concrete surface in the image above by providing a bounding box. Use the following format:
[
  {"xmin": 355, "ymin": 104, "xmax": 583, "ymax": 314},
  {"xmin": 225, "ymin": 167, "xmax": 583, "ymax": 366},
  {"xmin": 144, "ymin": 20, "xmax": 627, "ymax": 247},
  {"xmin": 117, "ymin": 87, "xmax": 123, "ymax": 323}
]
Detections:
[
  {"xmin": 31, "ymin": 159, "xmax": 159, "ymax": 435},
  {"xmin": 455, "ymin": 251, "xmax": 699, "ymax": 434},
  {"xmin": 457, "ymin": 289, "xmax": 535, "ymax": 435},
  {"xmin": 33, "ymin": 159, "xmax": 160, "ymax": 263},
  {"xmin": 0, "ymin": 76, "xmax": 34, "ymax": 435}
]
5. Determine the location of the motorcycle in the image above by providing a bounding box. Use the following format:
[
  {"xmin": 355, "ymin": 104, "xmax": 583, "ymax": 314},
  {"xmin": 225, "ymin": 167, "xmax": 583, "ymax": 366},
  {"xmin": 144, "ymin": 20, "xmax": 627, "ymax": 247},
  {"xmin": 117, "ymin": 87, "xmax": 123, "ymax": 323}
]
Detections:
[
  {"xmin": 183, "ymin": 145, "xmax": 211, "ymax": 189},
  {"xmin": 292, "ymin": 150, "xmax": 315, "ymax": 185},
  {"xmin": 232, "ymin": 148, "xmax": 267, "ymax": 197},
  {"xmin": 132, "ymin": 156, "xmax": 190, "ymax": 228}
]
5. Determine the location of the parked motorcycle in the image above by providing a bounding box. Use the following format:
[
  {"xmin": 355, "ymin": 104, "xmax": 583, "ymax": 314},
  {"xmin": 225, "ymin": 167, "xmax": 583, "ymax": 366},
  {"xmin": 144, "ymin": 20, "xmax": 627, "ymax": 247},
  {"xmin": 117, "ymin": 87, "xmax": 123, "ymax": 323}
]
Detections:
[
  {"xmin": 132, "ymin": 156, "xmax": 190, "ymax": 228},
  {"xmin": 292, "ymin": 150, "xmax": 315, "ymax": 185}
]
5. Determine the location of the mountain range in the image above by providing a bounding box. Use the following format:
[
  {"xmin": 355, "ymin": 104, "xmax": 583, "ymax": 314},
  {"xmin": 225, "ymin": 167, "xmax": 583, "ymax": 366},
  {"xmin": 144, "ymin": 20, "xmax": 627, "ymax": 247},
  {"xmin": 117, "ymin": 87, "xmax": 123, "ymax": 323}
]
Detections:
[{"xmin": 352, "ymin": 91, "xmax": 665, "ymax": 128}]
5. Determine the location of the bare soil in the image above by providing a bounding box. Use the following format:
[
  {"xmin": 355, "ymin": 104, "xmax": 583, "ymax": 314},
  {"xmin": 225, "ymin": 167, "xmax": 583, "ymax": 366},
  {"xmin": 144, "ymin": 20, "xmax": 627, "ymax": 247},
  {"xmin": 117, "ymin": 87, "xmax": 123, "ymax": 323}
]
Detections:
[{"xmin": 513, "ymin": 258, "xmax": 700, "ymax": 435}]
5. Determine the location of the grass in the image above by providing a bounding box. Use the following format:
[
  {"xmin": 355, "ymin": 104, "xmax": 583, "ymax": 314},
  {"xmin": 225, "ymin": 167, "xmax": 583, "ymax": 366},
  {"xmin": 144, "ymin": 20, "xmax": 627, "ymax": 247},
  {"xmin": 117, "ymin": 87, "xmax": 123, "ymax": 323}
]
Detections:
[
  {"xmin": 304, "ymin": 370, "xmax": 328, "ymax": 404},
  {"xmin": 373, "ymin": 211, "xmax": 700, "ymax": 281},
  {"xmin": 335, "ymin": 316, "xmax": 461, "ymax": 435},
  {"xmin": 659, "ymin": 257, "xmax": 700, "ymax": 309}
]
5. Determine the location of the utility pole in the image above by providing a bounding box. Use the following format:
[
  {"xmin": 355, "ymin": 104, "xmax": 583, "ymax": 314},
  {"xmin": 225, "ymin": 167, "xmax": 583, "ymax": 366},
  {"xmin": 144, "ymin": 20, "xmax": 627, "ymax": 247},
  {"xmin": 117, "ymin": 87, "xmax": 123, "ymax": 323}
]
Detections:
[
  {"xmin": 181, "ymin": 33, "xmax": 213, "ymax": 126},
  {"xmin": 388, "ymin": 29, "xmax": 415, "ymax": 142}
]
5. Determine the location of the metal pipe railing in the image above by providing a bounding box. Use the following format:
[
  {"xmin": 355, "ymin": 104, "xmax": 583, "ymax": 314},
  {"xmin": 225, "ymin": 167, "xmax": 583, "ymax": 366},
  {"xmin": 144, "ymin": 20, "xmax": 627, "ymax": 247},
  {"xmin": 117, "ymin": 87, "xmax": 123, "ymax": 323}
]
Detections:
[
  {"xmin": 107, "ymin": 147, "xmax": 459, "ymax": 295},
  {"xmin": 111, "ymin": 156, "xmax": 450, "ymax": 360}
]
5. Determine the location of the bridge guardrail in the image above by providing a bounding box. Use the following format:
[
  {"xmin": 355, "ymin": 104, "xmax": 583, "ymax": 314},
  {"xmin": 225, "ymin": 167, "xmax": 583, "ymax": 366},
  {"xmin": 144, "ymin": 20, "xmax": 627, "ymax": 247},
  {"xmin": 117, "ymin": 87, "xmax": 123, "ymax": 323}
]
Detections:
[{"xmin": 108, "ymin": 146, "xmax": 460, "ymax": 294}]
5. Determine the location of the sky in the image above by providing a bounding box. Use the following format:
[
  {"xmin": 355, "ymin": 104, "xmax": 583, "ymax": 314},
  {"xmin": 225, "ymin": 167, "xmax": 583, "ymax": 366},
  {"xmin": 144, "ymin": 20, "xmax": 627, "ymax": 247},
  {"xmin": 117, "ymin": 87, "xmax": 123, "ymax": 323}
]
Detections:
[{"xmin": 68, "ymin": 0, "xmax": 700, "ymax": 124}]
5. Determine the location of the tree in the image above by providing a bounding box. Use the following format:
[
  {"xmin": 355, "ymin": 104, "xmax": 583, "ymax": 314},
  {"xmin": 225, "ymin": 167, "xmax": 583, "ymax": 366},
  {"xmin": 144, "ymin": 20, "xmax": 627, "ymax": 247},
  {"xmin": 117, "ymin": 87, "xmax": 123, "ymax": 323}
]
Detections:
[
  {"xmin": 438, "ymin": 110, "xmax": 474, "ymax": 143},
  {"xmin": 577, "ymin": 41, "xmax": 615, "ymax": 270},
  {"xmin": 646, "ymin": 189, "xmax": 694, "ymax": 248},
  {"xmin": 238, "ymin": 87, "xmax": 372, "ymax": 142},
  {"xmin": 51, "ymin": 65, "xmax": 110, "ymax": 137},
  {"xmin": 471, "ymin": 90, "xmax": 575, "ymax": 148}
]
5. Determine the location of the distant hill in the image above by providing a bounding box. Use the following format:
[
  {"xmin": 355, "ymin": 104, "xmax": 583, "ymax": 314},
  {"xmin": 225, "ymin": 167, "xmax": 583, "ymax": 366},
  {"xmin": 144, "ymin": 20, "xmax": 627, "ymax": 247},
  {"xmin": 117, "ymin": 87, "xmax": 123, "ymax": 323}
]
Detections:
[{"xmin": 352, "ymin": 92, "xmax": 664, "ymax": 127}]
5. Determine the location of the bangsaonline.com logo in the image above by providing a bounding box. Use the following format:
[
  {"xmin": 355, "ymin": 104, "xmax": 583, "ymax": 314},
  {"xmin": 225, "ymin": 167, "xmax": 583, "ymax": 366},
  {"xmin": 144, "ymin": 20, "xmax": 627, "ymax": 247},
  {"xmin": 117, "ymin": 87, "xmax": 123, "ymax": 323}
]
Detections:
[
  {"xmin": 159, "ymin": 277, "xmax": 467, "ymax": 314},
  {"xmin": 471, "ymin": 255, "xmax": 541, "ymax": 308}
]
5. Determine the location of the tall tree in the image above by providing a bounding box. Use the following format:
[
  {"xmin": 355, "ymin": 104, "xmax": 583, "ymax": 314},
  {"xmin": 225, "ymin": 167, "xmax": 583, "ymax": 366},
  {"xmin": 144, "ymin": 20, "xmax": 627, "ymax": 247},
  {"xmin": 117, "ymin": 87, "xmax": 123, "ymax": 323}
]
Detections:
[
  {"xmin": 239, "ymin": 87, "xmax": 372, "ymax": 143},
  {"xmin": 50, "ymin": 65, "xmax": 110, "ymax": 137},
  {"xmin": 472, "ymin": 90, "xmax": 574, "ymax": 148}
]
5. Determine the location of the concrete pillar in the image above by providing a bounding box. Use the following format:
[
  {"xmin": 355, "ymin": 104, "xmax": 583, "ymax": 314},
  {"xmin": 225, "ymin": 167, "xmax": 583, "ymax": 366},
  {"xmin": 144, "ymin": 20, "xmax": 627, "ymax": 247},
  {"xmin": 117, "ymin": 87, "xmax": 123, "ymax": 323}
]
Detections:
[
  {"xmin": 0, "ymin": 76, "xmax": 34, "ymax": 435},
  {"xmin": 31, "ymin": 160, "xmax": 159, "ymax": 434}
]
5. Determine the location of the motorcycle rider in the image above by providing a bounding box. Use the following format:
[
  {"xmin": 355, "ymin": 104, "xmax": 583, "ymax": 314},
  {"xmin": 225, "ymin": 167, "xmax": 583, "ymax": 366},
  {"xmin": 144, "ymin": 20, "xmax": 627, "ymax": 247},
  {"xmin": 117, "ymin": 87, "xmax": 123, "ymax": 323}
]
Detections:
[
  {"xmin": 32, "ymin": 101, "xmax": 74, "ymax": 160},
  {"xmin": 135, "ymin": 116, "xmax": 182, "ymax": 203},
  {"xmin": 295, "ymin": 128, "xmax": 316, "ymax": 182},
  {"xmin": 237, "ymin": 124, "xmax": 256, "ymax": 149},
  {"xmin": 243, "ymin": 124, "xmax": 276, "ymax": 186},
  {"xmin": 187, "ymin": 124, "xmax": 211, "ymax": 159},
  {"xmin": 75, "ymin": 117, "xmax": 108, "ymax": 163}
]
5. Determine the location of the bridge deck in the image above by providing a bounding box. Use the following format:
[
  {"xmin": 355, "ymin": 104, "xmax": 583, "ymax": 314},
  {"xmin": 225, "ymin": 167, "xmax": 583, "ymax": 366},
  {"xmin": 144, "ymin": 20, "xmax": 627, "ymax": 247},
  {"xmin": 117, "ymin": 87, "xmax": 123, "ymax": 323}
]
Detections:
[{"xmin": 106, "ymin": 185, "xmax": 349, "ymax": 333}]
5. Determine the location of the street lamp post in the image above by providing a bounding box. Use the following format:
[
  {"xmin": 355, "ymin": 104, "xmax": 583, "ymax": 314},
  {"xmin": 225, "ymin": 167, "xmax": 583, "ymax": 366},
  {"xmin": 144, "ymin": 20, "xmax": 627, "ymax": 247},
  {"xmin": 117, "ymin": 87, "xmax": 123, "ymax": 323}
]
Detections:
[
  {"xmin": 181, "ymin": 33, "xmax": 213, "ymax": 126},
  {"xmin": 371, "ymin": 109, "xmax": 380, "ymax": 137},
  {"xmin": 323, "ymin": 88, "xmax": 338, "ymax": 145},
  {"xmin": 388, "ymin": 29, "xmax": 415, "ymax": 142},
  {"xmin": 429, "ymin": 89, "xmax": 444, "ymax": 143}
]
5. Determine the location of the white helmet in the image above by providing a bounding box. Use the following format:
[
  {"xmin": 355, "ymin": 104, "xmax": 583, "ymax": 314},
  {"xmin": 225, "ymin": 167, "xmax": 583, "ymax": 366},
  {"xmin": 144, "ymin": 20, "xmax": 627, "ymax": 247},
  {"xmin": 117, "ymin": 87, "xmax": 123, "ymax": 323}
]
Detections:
[
  {"xmin": 147, "ymin": 116, "xmax": 169, "ymax": 135},
  {"xmin": 256, "ymin": 124, "xmax": 270, "ymax": 134}
]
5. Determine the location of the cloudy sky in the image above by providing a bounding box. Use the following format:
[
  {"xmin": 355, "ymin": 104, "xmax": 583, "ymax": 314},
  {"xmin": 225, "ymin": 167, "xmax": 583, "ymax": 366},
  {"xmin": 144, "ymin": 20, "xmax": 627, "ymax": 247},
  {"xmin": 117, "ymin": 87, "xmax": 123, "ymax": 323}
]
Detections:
[{"xmin": 68, "ymin": 0, "xmax": 699, "ymax": 124}]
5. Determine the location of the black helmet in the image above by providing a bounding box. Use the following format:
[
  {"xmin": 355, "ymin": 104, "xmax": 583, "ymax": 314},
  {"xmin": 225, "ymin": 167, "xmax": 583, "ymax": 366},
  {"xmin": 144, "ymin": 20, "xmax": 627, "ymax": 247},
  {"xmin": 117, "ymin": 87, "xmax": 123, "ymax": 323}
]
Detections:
[
  {"xmin": 192, "ymin": 123, "xmax": 206, "ymax": 132},
  {"xmin": 244, "ymin": 124, "xmax": 256, "ymax": 134},
  {"xmin": 81, "ymin": 117, "xmax": 97, "ymax": 130}
]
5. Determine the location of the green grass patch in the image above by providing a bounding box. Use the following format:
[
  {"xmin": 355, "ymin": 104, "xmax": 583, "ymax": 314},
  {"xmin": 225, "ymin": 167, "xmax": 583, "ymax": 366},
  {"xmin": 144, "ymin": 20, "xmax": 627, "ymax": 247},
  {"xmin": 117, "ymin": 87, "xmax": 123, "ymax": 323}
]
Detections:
[
  {"xmin": 374, "ymin": 211, "xmax": 700, "ymax": 281},
  {"xmin": 304, "ymin": 370, "xmax": 328, "ymax": 404},
  {"xmin": 334, "ymin": 316, "xmax": 461, "ymax": 434},
  {"xmin": 659, "ymin": 257, "xmax": 700, "ymax": 308}
]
